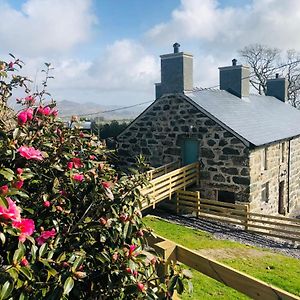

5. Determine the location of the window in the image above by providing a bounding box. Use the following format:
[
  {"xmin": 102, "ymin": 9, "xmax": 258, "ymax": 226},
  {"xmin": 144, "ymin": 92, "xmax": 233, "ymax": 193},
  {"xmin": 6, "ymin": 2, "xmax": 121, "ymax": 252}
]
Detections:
[
  {"xmin": 281, "ymin": 142, "xmax": 285, "ymax": 163},
  {"xmin": 261, "ymin": 148, "xmax": 268, "ymax": 171},
  {"xmin": 261, "ymin": 182, "xmax": 269, "ymax": 202},
  {"xmin": 218, "ymin": 190, "xmax": 235, "ymax": 204}
]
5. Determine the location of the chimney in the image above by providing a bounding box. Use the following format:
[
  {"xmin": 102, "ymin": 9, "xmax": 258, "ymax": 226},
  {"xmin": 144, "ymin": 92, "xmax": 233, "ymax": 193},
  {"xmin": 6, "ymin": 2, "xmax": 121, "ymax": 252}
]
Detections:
[
  {"xmin": 155, "ymin": 43, "xmax": 193, "ymax": 98},
  {"xmin": 219, "ymin": 59, "xmax": 250, "ymax": 98},
  {"xmin": 266, "ymin": 74, "xmax": 287, "ymax": 102}
]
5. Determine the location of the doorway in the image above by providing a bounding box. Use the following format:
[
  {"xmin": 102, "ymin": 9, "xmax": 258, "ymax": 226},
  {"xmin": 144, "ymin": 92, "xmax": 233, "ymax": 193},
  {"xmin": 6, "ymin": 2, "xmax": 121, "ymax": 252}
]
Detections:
[
  {"xmin": 182, "ymin": 139, "xmax": 199, "ymax": 165},
  {"xmin": 278, "ymin": 181, "xmax": 285, "ymax": 214}
]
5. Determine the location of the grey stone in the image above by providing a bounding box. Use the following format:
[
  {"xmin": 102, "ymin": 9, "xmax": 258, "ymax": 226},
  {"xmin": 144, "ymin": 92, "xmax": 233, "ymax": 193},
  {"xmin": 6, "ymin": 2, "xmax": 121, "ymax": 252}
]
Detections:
[
  {"xmin": 222, "ymin": 147, "xmax": 240, "ymax": 155},
  {"xmin": 205, "ymin": 119, "xmax": 216, "ymax": 126},
  {"xmin": 232, "ymin": 176, "xmax": 250, "ymax": 185},
  {"xmin": 219, "ymin": 139, "xmax": 228, "ymax": 146},
  {"xmin": 213, "ymin": 174, "xmax": 226, "ymax": 182},
  {"xmin": 221, "ymin": 167, "xmax": 239, "ymax": 175},
  {"xmin": 201, "ymin": 148, "xmax": 215, "ymax": 159},
  {"xmin": 207, "ymin": 139, "xmax": 216, "ymax": 146}
]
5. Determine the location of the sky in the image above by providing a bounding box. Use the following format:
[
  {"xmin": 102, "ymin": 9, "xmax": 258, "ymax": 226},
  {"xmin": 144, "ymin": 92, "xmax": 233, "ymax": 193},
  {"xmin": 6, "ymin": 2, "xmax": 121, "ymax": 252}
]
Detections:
[{"xmin": 1, "ymin": 0, "xmax": 300, "ymax": 108}]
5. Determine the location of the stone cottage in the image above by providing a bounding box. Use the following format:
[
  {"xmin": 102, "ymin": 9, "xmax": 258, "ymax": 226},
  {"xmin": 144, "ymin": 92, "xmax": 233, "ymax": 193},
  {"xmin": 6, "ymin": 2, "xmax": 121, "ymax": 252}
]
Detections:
[{"xmin": 118, "ymin": 44, "xmax": 300, "ymax": 215}]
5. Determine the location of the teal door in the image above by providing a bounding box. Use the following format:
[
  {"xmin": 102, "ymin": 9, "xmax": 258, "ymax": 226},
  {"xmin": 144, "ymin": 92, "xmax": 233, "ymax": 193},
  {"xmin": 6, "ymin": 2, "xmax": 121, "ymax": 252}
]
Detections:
[{"xmin": 182, "ymin": 139, "xmax": 199, "ymax": 165}]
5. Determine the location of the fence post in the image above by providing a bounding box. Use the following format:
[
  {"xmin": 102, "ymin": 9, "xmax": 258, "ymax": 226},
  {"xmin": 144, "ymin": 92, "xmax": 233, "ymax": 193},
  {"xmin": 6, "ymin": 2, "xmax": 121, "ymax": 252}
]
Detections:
[
  {"xmin": 169, "ymin": 175, "xmax": 172, "ymax": 200},
  {"xmin": 245, "ymin": 204, "xmax": 249, "ymax": 231},
  {"xmin": 183, "ymin": 169, "xmax": 186, "ymax": 191},
  {"xmin": 197, "ymin": 191, "xmax": 200, "ymax": 218},
  {"xmin": 176, "ymin": 191, "xmax": 180, "ymax": 214},
  {"xmin": 197, "ymin": 162, "xmax": 200, "ymax": 186}
]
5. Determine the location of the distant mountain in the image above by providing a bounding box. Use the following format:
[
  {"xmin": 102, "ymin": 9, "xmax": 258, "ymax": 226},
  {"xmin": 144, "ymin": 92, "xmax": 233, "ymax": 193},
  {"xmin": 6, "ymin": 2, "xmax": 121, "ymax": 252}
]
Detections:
[{"xmin": 56, "ymin": 100, "xmax": 146, "ymax": 121}]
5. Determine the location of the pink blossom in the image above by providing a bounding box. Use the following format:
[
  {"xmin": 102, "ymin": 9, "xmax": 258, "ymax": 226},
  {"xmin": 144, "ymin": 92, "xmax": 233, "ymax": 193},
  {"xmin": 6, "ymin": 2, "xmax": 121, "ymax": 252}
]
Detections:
[
  {"xmin": 20, "ymin": 257, "xmax": 29, "ymax": 267},
  {"xmin": 8, "ymin": 62, "xmax": 14, "ymax": 69},
  {"xmin": 0, "ymin": 198, "xmax": 21, "ymax": 221},
  {"xmin": 137, "ymin": 283, "xmax": 145, "ymax": 292},
  {"xmin": 129, "ymin": 244, "xmax": 137, "ymax": 257},
  {"xmin": 72, "ymin": 174, "xmax": 84, "ymax": 182},
  {"xmin": 43, "ymin": 107, "xmax": 51, "ymax": 116},
  {"xmin": 18, "ymin": 111, "xmax": 28, "ymax": 125},
  {"xmin": 24, "ymin": 95, "xmax": 35, "ymax": 105},
  {"xmin": 89, "ymin": 155, "xmax": 96, "ymax": 160},
  {"xmin": 43, "ymin": 201, "xmax": 51, "ymax": 208},
  {"xmin": 25, "ymin": 108, "xmax": 34, "ymax": 121},
  {"xmin": 17, "ymin": 146, "xmax": 43, "ymax": 161},
  {"xmin": 0, "ymin": 185, "xmax": 9, "ymax": 194},
  {"xmin": 72, "ymin": 158, "xmax": 83, "ymax": 168},
  {"xmin": 16, "ymin": 168, "xmax": 23, "ymax": 175},
  {"xmin": 37, "ymin": 106, "xmax": 44, "ymax": 115},
  {"xmin": 36, "ymin": 228, "xmax": 56, "ymax": 245},
  {"xmin": 12, "ymin": 218, "xmax": 35, "ymax": 242},
  {"xmin": 102, "ymin": 181, "xmax": 111, "ymax": 189},
  {"xmin": 79, "ymin": 132, "xmax": 84, "ymax": 138},
  {"xmin": 14, "ymin": 180, "xmax": 24, "ymax": 189},
  {"xmin": 67, "ymin": 162, "xmax": 73, "ymax": 170},
  {"xmin": 51, "ymin": 109, "xmax": 58, "ymax": 117}
]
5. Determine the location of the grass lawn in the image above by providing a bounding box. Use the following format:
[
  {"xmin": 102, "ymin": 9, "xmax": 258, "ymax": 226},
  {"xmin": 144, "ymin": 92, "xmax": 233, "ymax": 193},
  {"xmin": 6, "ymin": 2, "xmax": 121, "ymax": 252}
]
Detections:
[{"xmin": 143, "ymin": 216, "xmax": 300, "ymax": 300}]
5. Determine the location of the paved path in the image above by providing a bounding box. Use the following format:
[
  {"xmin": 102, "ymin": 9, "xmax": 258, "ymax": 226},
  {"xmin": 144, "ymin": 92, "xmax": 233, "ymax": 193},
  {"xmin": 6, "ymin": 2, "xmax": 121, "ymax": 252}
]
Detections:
[{"xmin": 150, "ymin": 210, "xmax": 300, "ymax": 259}]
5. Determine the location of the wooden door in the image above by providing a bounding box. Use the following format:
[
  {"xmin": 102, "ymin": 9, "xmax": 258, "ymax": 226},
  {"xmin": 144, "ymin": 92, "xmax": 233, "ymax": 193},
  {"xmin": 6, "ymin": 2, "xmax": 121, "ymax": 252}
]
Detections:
[{"xmin": 182, "ymin": 139, "xmax": 199, "ymax": 166}]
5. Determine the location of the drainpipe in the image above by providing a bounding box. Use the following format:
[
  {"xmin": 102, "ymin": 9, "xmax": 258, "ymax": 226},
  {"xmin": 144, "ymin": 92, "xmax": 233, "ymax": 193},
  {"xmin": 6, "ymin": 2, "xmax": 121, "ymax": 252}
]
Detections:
[{"xmin": 287, "ymin": 140, "xmax": 291, "ymax": 213}]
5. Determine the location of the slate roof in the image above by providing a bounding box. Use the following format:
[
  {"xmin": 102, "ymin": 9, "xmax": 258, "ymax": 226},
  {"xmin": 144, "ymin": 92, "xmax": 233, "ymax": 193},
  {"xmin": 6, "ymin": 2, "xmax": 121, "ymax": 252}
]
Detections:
[{"xmin": 185, "ymin": 89, "xmax": 300, "ymax": 146}]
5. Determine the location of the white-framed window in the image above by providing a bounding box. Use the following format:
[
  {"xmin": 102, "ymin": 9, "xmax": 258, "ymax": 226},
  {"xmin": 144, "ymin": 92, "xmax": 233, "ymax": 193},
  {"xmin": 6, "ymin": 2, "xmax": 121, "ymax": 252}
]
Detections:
[
  {"xmin": 261, "ymin": 148, "xmax": 268, "ymax": 171},
  {"xmin": 281, "ymin": 142, "xmax": 285, "ymax": 163},
  {"xmin": 261, "ymin": 182, "xmax": 269, "ymax": 202}
]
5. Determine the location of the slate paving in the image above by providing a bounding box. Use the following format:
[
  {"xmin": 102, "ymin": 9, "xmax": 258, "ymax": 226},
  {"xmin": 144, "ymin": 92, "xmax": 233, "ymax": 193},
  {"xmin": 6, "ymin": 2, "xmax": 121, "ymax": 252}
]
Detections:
[{"xmin": 149, "ymin": 210, "xmax": 300, "ymax": 259}]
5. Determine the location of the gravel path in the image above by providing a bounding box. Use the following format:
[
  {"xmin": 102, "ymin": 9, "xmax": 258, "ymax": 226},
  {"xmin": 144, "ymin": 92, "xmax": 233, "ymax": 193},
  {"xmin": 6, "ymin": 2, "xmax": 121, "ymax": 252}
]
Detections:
[{"xmin": 149, "ymin": 210, "xmax": 300, "ymax": 259}]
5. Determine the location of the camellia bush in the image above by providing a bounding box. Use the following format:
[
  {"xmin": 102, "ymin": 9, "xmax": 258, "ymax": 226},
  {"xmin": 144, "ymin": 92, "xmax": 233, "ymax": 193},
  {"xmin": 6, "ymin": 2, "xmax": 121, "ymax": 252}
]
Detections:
[{"xmin": 0, "ymin": 57, "xmax": 190, "ymax": 299}]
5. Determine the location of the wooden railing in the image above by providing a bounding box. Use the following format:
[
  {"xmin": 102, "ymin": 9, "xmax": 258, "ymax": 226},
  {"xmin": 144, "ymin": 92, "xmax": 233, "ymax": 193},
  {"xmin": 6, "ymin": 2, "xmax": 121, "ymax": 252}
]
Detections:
[
  {"xmin": 146, "ymin": 161, "xmax": 180, "ymax": 180},
  {"xmin": 140, "ymin": 162, "xmax": 199, "ymax": 210},
  {"xmin": 176, "ymin": 189, "xmax": 300, "ymax": 242},
  {"xmin": 148, "ymin": 234, "xmax": 300, "ymax": 300}
]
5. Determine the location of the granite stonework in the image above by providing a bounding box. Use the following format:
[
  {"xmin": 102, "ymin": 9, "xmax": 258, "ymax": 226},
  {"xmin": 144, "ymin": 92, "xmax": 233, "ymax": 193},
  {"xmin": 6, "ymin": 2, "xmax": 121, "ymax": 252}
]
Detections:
[
  {"xmin": 249, "ymin": 137, "xmax": 300, "ymax": 215},
  {"xmin": 118, "ymin": 94, "xmax": 250, "ymax": 204},
  {"xmin": 118, "ymin": 94, "xmax": 300, "ymax": 215}
]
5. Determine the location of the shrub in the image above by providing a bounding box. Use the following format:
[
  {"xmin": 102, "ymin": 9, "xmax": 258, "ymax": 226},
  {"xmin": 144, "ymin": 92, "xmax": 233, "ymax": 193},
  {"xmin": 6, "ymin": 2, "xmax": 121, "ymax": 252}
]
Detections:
[{"xmin": 0, "ymin": 57, "xmax": 189, "ymax": 299}]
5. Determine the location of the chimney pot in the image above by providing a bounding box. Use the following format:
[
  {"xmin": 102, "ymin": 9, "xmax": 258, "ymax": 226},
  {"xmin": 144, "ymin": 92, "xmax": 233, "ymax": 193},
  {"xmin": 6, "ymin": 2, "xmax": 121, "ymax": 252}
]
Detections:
[
  {"xmin": 232, "ymin": 58, "xmax": 237, "ymax": 66},
  {"xmin": 173, "ymin": 42, "xmax": 180, "ymax": 53},
  {"xmin": 276, "ymin": 73, "xmax": 279, "ymax": 78}
]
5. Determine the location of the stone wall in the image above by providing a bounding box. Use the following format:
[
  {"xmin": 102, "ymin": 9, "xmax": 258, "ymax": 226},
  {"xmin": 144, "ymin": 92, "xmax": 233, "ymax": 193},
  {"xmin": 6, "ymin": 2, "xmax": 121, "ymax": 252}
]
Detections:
[
  {"xmin": 249, "ymin": 137, "xmax": 300, "ymax": 215},
  {"xmin": 118, "ymin": 94, "xmax": 250, "ymax": 203}
]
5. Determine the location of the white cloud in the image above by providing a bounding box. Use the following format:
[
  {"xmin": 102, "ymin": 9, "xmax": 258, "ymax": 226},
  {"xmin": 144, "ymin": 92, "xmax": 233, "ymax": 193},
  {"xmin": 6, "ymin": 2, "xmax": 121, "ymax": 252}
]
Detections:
[
  {"xmin": 147, "ymin": 0, "xmax": 300, "ymax": 51},
  {"xmin": 0, "ymin": 0, "xmax": 97, "ymax": 56}
]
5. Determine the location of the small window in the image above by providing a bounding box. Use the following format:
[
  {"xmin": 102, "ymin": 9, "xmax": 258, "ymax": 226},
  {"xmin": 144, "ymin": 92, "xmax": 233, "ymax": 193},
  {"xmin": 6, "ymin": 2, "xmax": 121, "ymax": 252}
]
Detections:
[
  {"xmin": 261, "ymin": 182, "xmax": 269, "ymax": 202},
  {"xmin": 281, "ymin": 142, "xmax": 285, "ymax": 163},
  {"xmin": 261, "ymin": 148, "xmax": 267, "ymax": 171},
  {"xmin": 218, "ymin": 190, "xmax": 235, "ymax": 204}
]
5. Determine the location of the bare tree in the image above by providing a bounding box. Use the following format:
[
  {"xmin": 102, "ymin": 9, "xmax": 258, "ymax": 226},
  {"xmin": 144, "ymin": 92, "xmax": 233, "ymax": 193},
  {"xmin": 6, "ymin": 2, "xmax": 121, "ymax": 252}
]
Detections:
[
  {"xmin": 239, "ymin": 44, "xmax": 281, "ymax": 95},
  {"xmin": 239, "ymin": 44, "xmax": 300, "ymax": 108}
]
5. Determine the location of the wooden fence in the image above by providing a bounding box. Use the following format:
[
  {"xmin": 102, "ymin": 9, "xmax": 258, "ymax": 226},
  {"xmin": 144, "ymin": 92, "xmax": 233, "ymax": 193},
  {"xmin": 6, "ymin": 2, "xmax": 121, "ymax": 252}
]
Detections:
[
  {"xmin": 176, "ymin": 189, "xmax": 300, "ymax": 242},
  {"xmin": 140, "ymin": 162, "xmax": 199, "ymax": 210},
  {"xmin": 148, "ymin": 234, "xmax": 300, "ymax": 300},
  {"xmin": 146, "ymin": 160, "xmax": 180, "ymax": 180}
]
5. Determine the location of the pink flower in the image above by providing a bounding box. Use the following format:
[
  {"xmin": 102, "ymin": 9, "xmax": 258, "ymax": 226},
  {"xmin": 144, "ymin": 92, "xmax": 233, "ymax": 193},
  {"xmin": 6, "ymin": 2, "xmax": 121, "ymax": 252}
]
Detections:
[
  {"xmin": 0, "ymin": 185, "xmax": 9, "ymax": 194},
  {"xmin": 72, "ymin": 174, "xmax": 84, "ymax": 182},
  {"xmin": 8, "ymin": 62, "xmax": 14, "ymax": 69},
  {"xmin": 137, "ymin": 283, "xmax": 145, "ymax": 292},
  {"xmin": 0, "ymin": 198, "xmax": 21, "ymax": 221},
  {"xmin": 36, "ymin": 228, "xmax": 56, "ymax": 245},
  {"xmin": 20, "ymin": 257, "xmax": 29, "ymax": 267},
  {"xmin": 67, "ymin": 162, "xmax": 73, "ymax": 170},
  {"xmin": 79, "ymin": 131, "xmax": 84, "ymax": 138},
  {"xmin": 25, "ymin": 108, "xmax": 34, "ymax": 121},
  {"xmin": 14, "ymin": 180, "xmax": 24, "ymax": 190},
  {"xmin": 129, "ymin": 244, "xmax": 137, "ymax": 257},
  {"xmin": 12, "ymin": 218, "xmax": 35, "ymax": 242},
  {"xmin": 18, "ymin": 111, "xmax": 28, "ymax": 125},
  {"xmin": 24, "ymin": 95, "xmax": 35, "ymax": 105},
  {"xmin": 102, "ymin": 181, "xmax": 111, "ymax": 189},
  {"xmin": 37, "ymin": 106, "xmax": 44, "ymax": 115},
  {"xmin": 43, "ymin": 107, "xmax": 51, "ymax": 116},
  {"xmin": 51, "ymin": 109, "xmax": 58, "ymax": 117},
  {"xmin": 89, "ymin": 155, "xmax": 96, "ymax": 160},
  {"xmin": 17, "ymin": 146, "xmax": 43, "ymax": 161},
  {"xmin": 72, "ymin": 158, "xmax": 83, "ymax": 168},
  {"xmin": 43, "ymin": 201, "xmax": 51, "ymax": 208},
  {"xmin": 16, "ymin": 168, "xmax": 23, "ymax": 175}
]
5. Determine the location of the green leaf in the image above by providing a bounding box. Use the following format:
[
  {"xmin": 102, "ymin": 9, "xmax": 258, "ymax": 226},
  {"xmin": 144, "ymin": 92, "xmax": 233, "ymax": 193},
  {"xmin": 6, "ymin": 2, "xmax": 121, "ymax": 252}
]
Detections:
[
  {"xmin": 7, "ymin": 268, "xmax": 19, "ymax": 282},
  {"xmin": 13, "ymin": 128, "xmax": 20, "ymax": 140},
  {"xmin": 19, "ymin": 267, "xmax": 32, "ymax": 280},
  {"xmin": 13, "ymin": 248, "xmax": 24, "ymax": 263},
  {"xmin": 176, "ymin": 278, "xmax": 184, "ymax": 294},
  {"xmin": 63, "ymin": 277, "xmax": 74, "ymax": 295},
  {"xmin": 71, "ymin": 256, "xmax": 84, "ymax": 272},
  {"xmin": 0, "ymin": 281, "xmax": 14, "ymax": 300},
  {"xmin": 38, "ymin": 243, "xmax": 48, "ymax": 258},
  {"xmin": 0, "ymin": 198, "xmax": 8, "ymax": 209},
  {"xmin": 0, "ymin": 168, "xmax": 15, "ymax": 181},
  {"xmin": 123, "ymin": 222, "xmax": 129, "ymax": 239},
  {"xmin": 0, "ymin": 232, "xmax": 6, "ymax": 245}
]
